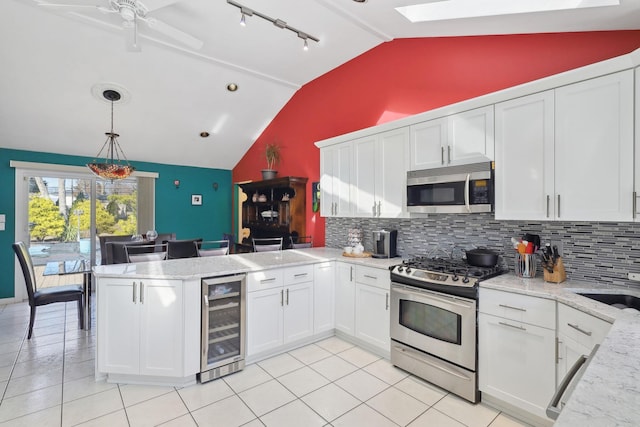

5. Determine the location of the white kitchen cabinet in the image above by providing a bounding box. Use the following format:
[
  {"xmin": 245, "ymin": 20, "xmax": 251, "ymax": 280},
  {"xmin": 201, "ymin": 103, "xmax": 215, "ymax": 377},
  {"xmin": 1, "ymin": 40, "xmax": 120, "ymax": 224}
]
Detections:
[
  {"xmin": 246, "ymin": 266, "xmax": 314, "ymax": 357},
  {"xmin": 320, "ymin": 142, "xmax": 352, "ymax": 217},
  {"xmin": 352, "ymin": 127, "xmax": 409, "ymax": 218},
  {"xmin": 556, "ymin": 303, "xmax": 612, "ymax": 381},
  {"xmin": 97, "ymin": 277, "xmax": 183, "ymax": 377},
  {"xmin": 409, "ymin": 106, "xmax": 494, "ymax": 171},
  {"xmin": 334, "ymin": 262, "xmax": 355, "ymax": 336},
  {"xmin": 314, "ymin": 262, "xmax": 335, "ymax": 334},
  {"xmin": 494, "ymin": 91, "xmax": 555, "ymax": 220},
  {"xmin": 635, "ymin": 66, "xmax": 640, "ymax": 221},
  {"xmin": 354, "ymin": 269, "xmax": 390, "ymax": 352},
  {"xmin": 478, "ymin": 288, "xmax": 556, "ymax": 420},
  {"xmin": 495, "ymin": 70, "xmax": 634, "ymax": 221}
]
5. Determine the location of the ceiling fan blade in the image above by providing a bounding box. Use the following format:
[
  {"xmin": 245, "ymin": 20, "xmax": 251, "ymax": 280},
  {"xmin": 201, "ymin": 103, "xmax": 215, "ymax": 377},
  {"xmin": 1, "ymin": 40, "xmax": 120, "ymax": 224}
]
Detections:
[
  {"xmin": 143, "ymin": 17, "xmax": 203, "ymax": 50},
  {"xmin": 140, "ymin": 0, "xmax": 179, "ymax": 13},
  {"xmin": 125, "ymin": 17, "xmax": 142, "ymax": 52}
]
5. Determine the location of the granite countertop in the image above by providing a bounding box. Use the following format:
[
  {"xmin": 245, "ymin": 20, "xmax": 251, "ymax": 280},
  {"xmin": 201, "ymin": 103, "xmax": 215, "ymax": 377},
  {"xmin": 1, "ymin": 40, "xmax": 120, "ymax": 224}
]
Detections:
[
  {"xmin": 92, "ymin": 247, "xmax": 401, "ymax": 280},
  {"xmin": 481, "ymin": 275, "xmax": 640, "ymax": 426}
]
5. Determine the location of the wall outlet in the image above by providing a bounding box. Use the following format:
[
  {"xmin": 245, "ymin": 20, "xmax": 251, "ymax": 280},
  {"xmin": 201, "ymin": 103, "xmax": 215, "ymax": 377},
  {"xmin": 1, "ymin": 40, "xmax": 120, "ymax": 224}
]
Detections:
[{"xmin": 628, "ymin": 273, "xmax": 640, "ymax": 282}]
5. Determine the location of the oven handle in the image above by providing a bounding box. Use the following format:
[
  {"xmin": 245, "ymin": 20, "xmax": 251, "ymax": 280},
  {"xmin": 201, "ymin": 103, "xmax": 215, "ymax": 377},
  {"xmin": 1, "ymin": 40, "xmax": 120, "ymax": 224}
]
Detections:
[
  {"xmin": 391, "ymin": 283, "xmax": 475, "ymax": 309},
  {"xmin": 393, "ymin": 344, "xmax": 472, "ymax": 381}
]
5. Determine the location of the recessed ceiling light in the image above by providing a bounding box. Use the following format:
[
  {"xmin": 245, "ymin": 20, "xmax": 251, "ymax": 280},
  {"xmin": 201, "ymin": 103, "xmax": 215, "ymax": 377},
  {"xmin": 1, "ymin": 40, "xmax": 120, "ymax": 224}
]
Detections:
[
  {"xmin": 200, "ymin": 132, "xmax": 210, "ymax": 138},
  {"xmin": 227, "ymin": 83, "xmax": 238, "ymax": 92},
  {"xmin": 396, "ymin": 0, "xmax": 619, "ymax": 22}
]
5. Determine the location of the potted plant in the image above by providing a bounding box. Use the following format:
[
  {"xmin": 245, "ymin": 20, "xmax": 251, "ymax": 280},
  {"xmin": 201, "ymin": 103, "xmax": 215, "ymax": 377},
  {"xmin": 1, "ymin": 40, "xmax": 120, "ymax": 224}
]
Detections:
[{"xmin": 262, "ymin": 142, "xmax": 281, "ymax": 180}]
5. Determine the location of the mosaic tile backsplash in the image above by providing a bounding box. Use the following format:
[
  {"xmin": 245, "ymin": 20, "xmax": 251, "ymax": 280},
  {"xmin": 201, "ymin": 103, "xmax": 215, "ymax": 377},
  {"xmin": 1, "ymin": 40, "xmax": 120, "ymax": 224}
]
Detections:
[{"xmin": 326, "ymin": 214, "xmax": 640, "ymax": 287}]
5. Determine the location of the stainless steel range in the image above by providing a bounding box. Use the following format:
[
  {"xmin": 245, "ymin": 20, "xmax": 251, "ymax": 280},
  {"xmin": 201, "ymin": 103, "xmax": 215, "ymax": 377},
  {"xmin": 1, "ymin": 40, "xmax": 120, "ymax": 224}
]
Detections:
[{"xmin": 390, "ymin": 257, "xmax": 504, "ymax": 403}]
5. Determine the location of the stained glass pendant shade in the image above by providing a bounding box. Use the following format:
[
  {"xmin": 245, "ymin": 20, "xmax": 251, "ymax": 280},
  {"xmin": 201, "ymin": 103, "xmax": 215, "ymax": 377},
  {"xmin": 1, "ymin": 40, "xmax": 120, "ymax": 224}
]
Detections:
[{"xmin": 86, "ymin": 89, "xmax": 135, "ymax": 180}]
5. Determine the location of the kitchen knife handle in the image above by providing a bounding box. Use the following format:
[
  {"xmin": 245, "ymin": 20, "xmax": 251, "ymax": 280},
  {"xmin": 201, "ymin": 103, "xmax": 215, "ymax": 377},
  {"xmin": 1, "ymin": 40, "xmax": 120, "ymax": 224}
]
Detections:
[
  {"xmin": 546, "ymin": 195, "xmax": 550, "ymax": 218},
  {"xmin": 557, "ymin": 194, "xmax": 561, "ymax": 218}
]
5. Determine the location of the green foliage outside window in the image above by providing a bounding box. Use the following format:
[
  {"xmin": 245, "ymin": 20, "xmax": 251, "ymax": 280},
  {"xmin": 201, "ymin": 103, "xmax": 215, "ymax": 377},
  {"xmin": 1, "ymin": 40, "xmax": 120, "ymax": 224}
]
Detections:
[{"xmin": 28, "ymin": 196, "xmax": 65, "ymax": 241}]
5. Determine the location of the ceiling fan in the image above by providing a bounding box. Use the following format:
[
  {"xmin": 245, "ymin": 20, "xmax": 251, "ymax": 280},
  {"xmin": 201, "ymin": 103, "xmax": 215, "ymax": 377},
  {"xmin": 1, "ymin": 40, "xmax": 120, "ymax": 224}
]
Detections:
[{"xmin": 36, "ymin": 0, "xmax": 204, "ymax": 51}]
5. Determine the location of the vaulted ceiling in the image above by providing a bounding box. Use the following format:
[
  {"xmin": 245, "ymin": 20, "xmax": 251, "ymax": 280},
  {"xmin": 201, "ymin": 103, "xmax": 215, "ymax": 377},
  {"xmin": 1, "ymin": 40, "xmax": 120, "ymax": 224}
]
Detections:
[{"xmin": 2, "ymin": 0, "xmax": 639, "ymax": 170}]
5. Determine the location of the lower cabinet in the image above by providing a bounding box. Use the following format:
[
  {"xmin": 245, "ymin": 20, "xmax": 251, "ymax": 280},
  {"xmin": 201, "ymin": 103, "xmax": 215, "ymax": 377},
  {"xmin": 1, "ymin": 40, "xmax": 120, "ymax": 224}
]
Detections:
[
  {"xmin": 334, "ymin": 262, "xmax": 355, "ymax": 335},
  {"xmin": 246, "ymin": 266, "xmax": 314, "ymax": 357},
  {"xmin": 314, "ymin": 262, "xmax": 335, "ymax": 334},
  {"xmin": 97, "ymin": 277, "xmax": 184, "ymax": 377},
  {"xmin": 478, "ymin": 288, "xmax": 556, "ymax": 421},
  {"xmin": 354, "ymin": 266, "xmax": 390, "ymax": 352}
]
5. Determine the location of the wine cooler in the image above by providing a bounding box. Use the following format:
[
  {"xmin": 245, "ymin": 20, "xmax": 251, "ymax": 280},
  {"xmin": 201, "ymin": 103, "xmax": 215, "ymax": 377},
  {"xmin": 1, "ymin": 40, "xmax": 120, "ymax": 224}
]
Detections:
[{"xmin": 200, "ymin": 274, "xmax": 246, "ymax": 383}]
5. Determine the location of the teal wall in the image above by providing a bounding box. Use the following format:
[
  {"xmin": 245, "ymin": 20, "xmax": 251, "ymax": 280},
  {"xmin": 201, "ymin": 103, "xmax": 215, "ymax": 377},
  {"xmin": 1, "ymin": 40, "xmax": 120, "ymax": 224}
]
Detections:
[{"xmin": 0, "ymin": 148, "xmax": 232, "ymax": 299}]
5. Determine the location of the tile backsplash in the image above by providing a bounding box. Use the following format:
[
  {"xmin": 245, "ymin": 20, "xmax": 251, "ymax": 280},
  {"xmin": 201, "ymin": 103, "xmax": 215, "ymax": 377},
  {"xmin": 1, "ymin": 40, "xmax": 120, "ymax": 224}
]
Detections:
[{"xmin": 326, "ymin": 214, "xmax": 640, "ymax": 287}]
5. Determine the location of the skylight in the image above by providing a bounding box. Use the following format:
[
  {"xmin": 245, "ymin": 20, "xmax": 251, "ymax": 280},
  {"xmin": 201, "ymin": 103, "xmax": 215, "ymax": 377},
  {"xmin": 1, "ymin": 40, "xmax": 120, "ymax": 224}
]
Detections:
[{"xmin": 396, "ymin": 0, "xmax": 620, "ymax": 22}]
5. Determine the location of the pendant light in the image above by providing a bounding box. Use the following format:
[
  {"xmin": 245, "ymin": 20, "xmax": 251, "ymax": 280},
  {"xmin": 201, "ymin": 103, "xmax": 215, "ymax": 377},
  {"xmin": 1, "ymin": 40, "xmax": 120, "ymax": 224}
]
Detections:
[{"xmin": 86, "ymin": 90, "xmax": 135, "ymax": 180}]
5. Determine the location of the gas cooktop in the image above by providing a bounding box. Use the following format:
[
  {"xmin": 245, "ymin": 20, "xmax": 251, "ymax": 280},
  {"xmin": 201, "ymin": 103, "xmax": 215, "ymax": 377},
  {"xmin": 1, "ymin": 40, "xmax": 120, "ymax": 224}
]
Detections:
[{"xmin": 390, "ymin": 256, "xmax": 505, "ymax": 298}]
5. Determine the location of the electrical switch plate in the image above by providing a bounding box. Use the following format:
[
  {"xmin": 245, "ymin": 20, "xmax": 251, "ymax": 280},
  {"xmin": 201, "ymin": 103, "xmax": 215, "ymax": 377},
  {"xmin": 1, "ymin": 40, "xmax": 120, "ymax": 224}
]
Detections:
[
  {"xmin": 628, "ymin": 273, "xmax": 640, "ymax": 282},
  {"xmin": 0, "ymin": 223, "xmax": 4, "ymax": 231},
  {"xmin": 0, "ymin": 214, "xmax": 5, "ymax": 222}
]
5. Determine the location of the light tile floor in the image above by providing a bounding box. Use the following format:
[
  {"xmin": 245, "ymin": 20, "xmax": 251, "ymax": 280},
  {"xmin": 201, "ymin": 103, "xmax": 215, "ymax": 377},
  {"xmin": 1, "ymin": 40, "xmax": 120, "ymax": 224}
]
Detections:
[{"xmin": 0, "ymin": 297, "xmax": 532, "ymax": 426}]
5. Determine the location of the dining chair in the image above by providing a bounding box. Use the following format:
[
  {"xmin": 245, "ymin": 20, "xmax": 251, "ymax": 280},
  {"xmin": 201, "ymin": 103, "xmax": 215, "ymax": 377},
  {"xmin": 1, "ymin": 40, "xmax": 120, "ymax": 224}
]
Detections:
[
  {"xmin": 99, "ymin": 234, "xmax": 133, "ymax": 265},
  {"xmin": 290, "ymin": 235, "xmax": 313, "ymax": 249},
  {"xmin": 197, "ymin": 240, "xmax": 230, "ymax": 256},
  {"xmin": 125, "ymin": 243, "xmax": 168, "ymax": 263},
  {"xmin": 252, "ymin": 237, "xmax": 283, "ymax": 252},
  {"xmin": 12, "ymin": 242, "xmax": 84, "ymax": 339},
  {"xmin": 166, "ymin": 238, "xmax": 203, "ymax": 259}
]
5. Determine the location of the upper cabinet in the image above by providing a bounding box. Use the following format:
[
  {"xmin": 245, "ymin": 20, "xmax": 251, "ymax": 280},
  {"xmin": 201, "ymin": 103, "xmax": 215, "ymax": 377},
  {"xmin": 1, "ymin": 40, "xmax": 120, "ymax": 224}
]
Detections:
[
  {"xmin": 636, "ymin": 67, "xmax": 640, "ymax": 221},
  {"xmin": 321, "ymin": 128, "xmax": 408, "ymax": 218},
  {"xmin": 409, "ymin": 106, "xmax": 494, "ymax": 171},
  {"xmin": 495, "ymin": 71, "xmax": 634, "ymax": 221}
]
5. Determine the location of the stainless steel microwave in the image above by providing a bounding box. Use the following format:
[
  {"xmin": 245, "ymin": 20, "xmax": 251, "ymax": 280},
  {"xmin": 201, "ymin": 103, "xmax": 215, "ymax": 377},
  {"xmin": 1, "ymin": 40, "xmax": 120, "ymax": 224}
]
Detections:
[{"xmin": 406, "ymin": 161, "xmax": 494, "ymax": 214}]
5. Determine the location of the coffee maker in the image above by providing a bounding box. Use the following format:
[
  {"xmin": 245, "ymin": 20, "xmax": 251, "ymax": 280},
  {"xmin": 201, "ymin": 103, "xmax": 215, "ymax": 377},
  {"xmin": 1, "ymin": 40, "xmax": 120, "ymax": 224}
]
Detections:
[{"xmin": 372, "ymin": 229, "xmax": 398, "ymax": 258}]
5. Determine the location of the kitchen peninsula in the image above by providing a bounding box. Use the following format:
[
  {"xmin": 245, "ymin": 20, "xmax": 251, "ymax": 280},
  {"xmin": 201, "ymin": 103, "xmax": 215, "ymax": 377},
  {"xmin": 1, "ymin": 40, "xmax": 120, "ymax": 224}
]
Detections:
[{"xmin": 93, "ymin": 249, "xmax": 640, "ymax": 427}]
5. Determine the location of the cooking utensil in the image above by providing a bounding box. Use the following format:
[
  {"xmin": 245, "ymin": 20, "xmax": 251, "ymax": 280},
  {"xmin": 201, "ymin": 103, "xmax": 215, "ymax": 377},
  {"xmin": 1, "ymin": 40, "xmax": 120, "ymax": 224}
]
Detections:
[{"xmin": 466, "ymin": 248, "xmax": 499, "ymax": 267}]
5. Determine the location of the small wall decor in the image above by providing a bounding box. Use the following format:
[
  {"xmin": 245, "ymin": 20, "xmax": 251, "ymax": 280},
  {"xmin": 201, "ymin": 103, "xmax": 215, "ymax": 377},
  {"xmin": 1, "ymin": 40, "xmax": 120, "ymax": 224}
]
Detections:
[
  {"xmin": 191, "ymin": 194, "xmax": 202, "ymax": 205},
  {"xmin": 312, "ymin": 182, "xmax": 320, "ymax": 212},
  {"xmin": 174, "ymin": 179, "xmax": 180, "ymax": 189}
]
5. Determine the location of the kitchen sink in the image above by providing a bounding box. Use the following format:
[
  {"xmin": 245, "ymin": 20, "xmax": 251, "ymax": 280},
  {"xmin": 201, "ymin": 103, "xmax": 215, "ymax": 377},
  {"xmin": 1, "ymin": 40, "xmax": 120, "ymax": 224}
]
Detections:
[{"xmin": 576, "ymin": 293, "xmax": 640, "ymax": 311}]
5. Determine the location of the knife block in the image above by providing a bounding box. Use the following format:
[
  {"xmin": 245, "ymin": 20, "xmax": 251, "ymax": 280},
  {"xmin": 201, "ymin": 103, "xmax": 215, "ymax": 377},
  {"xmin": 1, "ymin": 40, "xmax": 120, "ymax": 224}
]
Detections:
[{"xmin": 544, "ymin": 257, "xmax": 566, "ymax": 283}]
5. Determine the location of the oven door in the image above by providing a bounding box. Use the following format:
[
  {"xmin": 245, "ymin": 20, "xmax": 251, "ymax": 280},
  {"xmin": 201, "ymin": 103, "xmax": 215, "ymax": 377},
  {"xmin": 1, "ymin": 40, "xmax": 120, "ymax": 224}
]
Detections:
[{"xmin": 390, "ymin": 283, "xmax": 477, "ymax": 370}]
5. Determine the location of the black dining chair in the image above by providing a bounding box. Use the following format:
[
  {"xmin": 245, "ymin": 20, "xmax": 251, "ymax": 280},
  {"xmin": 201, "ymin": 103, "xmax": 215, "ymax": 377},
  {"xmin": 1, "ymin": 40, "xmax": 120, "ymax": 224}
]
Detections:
[
  {"xmin": 166, "ymin": 238, "xmax": 203, "ymax": 259},
  {"xmin": 125, "ymin": 243, "xmax": 168, "ymax": 262},
  {"xmin": 290, "ymin": 235, "xmax": 313, "ymax": 249},
  {"xmin": 12, "ymin": 242, "xmax": 84, "ymax": 339},
  {"xmin": 196, "ymin": 240, "xmax": 230, "ymax": 257},
  {"xmin": 252, "ymin": 237, "xmax": 284, "ymax": 252}
]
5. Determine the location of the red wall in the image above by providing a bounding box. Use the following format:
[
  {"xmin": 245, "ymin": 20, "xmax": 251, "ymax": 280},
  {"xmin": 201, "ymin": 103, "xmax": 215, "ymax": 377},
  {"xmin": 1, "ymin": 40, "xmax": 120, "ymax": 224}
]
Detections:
[{"xmin": 232, "ymin": 31, "xmax": 640, "ymax": 246}]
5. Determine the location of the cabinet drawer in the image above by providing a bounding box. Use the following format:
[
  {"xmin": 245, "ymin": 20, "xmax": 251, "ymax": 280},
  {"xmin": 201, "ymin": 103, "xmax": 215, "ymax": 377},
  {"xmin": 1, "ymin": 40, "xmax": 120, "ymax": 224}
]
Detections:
[
  {"xmin": 557, "ymin": 303, "xmax": 612, "ymax": 348},
  {"xmin": 247, "ymin": 270, "xmax": 284, "ymax": 292},
  {"xmin": 479, "ymin": 288, "xmax": 555, "ymax": 329},
  {"xmin": 284, "ymin": 265, "xmax": 314, "ymax": 285},
  {"xmin": 355, "ymin": 265, "xmax": 389, "ymax": 290}
]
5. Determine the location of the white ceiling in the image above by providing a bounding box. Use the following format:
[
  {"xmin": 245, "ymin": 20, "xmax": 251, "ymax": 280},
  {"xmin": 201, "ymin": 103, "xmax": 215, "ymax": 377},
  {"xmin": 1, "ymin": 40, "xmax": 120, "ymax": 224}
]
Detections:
[{"xmin": 1, "ymin": 0, "xmax": 639, "ymax": 170}]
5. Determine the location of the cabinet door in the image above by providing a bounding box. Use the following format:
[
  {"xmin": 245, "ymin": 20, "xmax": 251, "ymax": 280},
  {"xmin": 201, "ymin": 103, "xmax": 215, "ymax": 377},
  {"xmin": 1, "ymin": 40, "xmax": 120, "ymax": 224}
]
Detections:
[
  {"xmin": 246, "ymin": 287, "xmax": 284, "ymax": 356},
  {"xmin": 636, "ymin": 67, "xmax": 640, "ymax": 221},
  {"xmin": 376, "ymin": 128, "xmax": 409, "ymax": 218},
  {"xmin": 352, "ymin": 136, "xmax": 378, "ymax": 217},
  {"xmin": 448, "ymin": 106, "xmax": 495, "ymax": 165},
  {"xmin": 557, "ymin": 333, "xmax": 591, "ymax": 382},
  {"xmin": 494, "ymin": 91, "xmax": 555, "ymax": 220},
  {"xmin": 410, "ymin": 118, "xmax": 448, "ymax": 170},
  {"xmin": 334, "ymin": 262, "xmax": 355, "ymax": 336},
  {"xmin": 139, "ymin": 279, "xmax": 183, "ymax": 377},
  {"xmin": 314, "ymin": 262, "xmax": 335, "ymax": 334},
  {"xmin": 478, "ymin": 313, "xmax": 556, "ymax": 419},
  {"xmin": 354, "ymin": 283, "xmax": 390, "ymax": 352},
  {"xmin": 320, "ymin": 147, "xmax": 335, "ymax": 217},
  {"xmin": 97, "ymin": 278, "xmax": 140, "ymax": 375},
  {"xmin": 283, "ymin": 282, "xmax": 314, "ymax": 344},
  {"xmin": 555, "ymin": 70, "xmax": 634, "ymax": 221}
]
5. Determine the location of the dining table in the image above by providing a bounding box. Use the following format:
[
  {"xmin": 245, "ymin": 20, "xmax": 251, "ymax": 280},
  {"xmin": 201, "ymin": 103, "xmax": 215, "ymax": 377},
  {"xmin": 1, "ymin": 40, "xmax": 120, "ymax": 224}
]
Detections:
[{"xmin": 43, "ymin": 259, "xmax": 92, "ymax": 330}]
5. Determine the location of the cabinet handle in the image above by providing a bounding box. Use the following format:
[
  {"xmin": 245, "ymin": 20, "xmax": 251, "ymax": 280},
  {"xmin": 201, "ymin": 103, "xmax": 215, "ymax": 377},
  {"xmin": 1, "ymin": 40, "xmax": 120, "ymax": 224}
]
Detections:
[
  {"xmin": 377, "ymin": 201, "xmax": 381, "ymax": 217},
  {"xmin": 498, "ymin": 303, "xmax": 526, "ymax": 312},
  {"xmin": 385, "ymin": 293, "xmax": 389, "ymax": 310},
  {"xmin": 260, "ymin": 277, "xmax": 277, "ymax": 283},
  {"xmin": 546, "ymin": 195, "xmax": 550, "ymax": 218},
  {"xmin": 441, "ymin": 146, "xmax": 445, "ymax": 165},
  {"xmin": 281, "ymin": 289, "xmax": 284, "ymax": 306},
  {"xmin": 132, "ymin": 281, "xmax": 137, "ymax": 303},
  {"xmin": 294, "ymin": 273, "xmax": 308, "ymax": 278},
  {"xmin": 498, "ymin": 321, "xmax": 526, "ymax": 331},
  {"xmin": 350, "ymin": 266, "xmax": 353, "ymax": 282},
  {"xmin": 633, "ymin": 191, "xmax": 637, "ymax": 219},
  {"xmin": 556, "ymin": 337, "xmax": 562, "ymax": 362},
  {"xmin": 372, "ymin": 202, "xmax": 377, "ymax": 217},
  {"xmin": 567, "ymin": 323, "xmax": 592, "ymax": 337},
  {"xmin": 140, "ymin": 282, "xmax": 144, "ymax": 304},
  {"xmin": 557, "ymin": 194, "xmax": 561, "ymax": 218},
  {"xmin": 286, "ymin": 288, "xmax": 289, "ymax": 305},
  {"xmin": 447, "ymin": 145, "xmax": 451, "ymax": 164},
  {"xmin": 364, "ymin": 274, "xmax": 378, "ymax": 280}
]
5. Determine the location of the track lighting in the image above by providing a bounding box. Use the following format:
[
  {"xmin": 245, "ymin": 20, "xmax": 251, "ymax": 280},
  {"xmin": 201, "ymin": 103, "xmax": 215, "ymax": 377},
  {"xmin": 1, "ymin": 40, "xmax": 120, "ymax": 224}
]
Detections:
[{"xmin": 227, "ymin": 0, "xmax": 319, "ymax": 50}]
